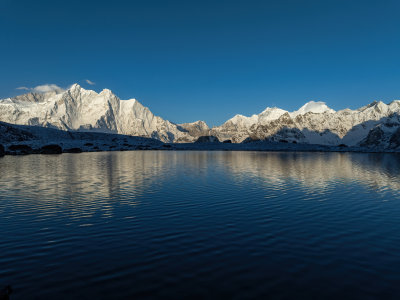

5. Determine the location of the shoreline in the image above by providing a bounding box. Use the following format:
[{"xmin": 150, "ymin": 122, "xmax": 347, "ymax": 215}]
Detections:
[{"xmin": 1, "ymin": 140, "xmax": 399, "ymax": 156}]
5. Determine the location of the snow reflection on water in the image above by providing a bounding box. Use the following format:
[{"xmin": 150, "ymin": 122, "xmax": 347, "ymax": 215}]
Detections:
[{"xmin": 1, "ymin": 151, "xmax": 400, "ymax": 299}]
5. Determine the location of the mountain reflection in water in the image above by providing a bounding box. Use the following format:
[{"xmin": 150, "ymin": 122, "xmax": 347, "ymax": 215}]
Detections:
[{"xmin": 0, "ymin": 151, "xmax": 400, "ymax": 299}]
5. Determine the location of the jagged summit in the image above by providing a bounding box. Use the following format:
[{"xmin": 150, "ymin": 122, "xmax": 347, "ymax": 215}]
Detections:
[
  {"xmin": 221, "ymin": 101, "xmax": 334, "ymax": 129},
  {"xmin": 211, "ymin": 99, "xmax": 400, "ymax": 145},
  {"xmin": 69, "ymin": 83, "xmax": 81, "ymax": 90},
  {"xmin": 1, "ymin": 86, "xmax": 400, "ymax": 148},
  {"xmin": 0, "ymin": 85, "xmax": 197, "ymax": 143}
]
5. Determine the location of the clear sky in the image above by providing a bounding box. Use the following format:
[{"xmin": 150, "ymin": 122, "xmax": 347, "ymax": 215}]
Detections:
[{"xmin": 1, "ymin": 0, "xmax": 400, "ymax": 126}]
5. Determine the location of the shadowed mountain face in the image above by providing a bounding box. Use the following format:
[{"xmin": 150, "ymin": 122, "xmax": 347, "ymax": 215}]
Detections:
[
  {"xmin": 0, "ymin": 120, "xmax": 163, "ymax": 154},
  {"xmin": 0, "ymin": 84, "xmax": 198, "ymax": 143},
  {"xmin": 211, "ymin": 101, "xmax": 400, "ymax": 148},
  {"xmin": 1, "ymin": 85, "xmax": 400, "ymax": 149}
]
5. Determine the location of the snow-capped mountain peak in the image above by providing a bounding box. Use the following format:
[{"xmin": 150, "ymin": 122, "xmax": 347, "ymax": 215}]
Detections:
[
  {"xmin": 100, "ymin": 88, "xmax": 113, "ymax": 95},
  {"xmin": 291, "ymin": 101, "xmax": 335, "ymax": 117},
  {"xmin": 2, "ymin": 86, "xmax": 400, "ymax": 149},
  {"xmin": 69, "ymin": 83, "xmax": 81, "ymax": 89},
  {"xmin": 258, "ymin": 107, "xmax": 288, "ymax": 124},
  {"xmin": 0, "ymin": 85, "xmax": 201, "ymax": 143},
  {"xmin": 228, "ymin": 114, "xmax": 258, "ymax": 126},
  {"xmin": 211, "ymin": 99, "xmax": 400, "ymax": 146},
  {"xmin": 220, "ymin": 101, "xmax": 334, "ymax": 131}
]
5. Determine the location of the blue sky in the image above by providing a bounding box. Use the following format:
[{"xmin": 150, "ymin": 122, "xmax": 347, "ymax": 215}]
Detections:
[{"xmin": 1, "ymin": 0, "xmax": 400, "ymax": 126}]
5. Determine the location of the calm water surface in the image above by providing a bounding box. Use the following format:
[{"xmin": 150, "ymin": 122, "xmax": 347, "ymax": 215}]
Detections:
[{"xmin": 1, "ymin": 151, "xmax": 400, "ymax": 299}]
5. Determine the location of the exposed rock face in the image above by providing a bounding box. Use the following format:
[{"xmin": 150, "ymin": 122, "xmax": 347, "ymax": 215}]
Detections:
[
  {"xmin": 210, "ymin": 101, "xmax": 334, "ymax": 143},
  {"xmin": 1, "ymin": 85, "xmax": 400, "ymax": 149},
  {"xmin": 356, "ymin": 124, "xmax": 400, "ymax": 150},
  {"xmin": 0, "ymin": 120, "xmax": 163, "ymax": 156},
  {"xmin": 0, "ymin": 84, "xmax": 195, "ymax": 143},
  {"xmin": 0, "ymin": 121, "xmax": 36, "ymax": 143},
  {"xmin": 360, "ymin": 127, "xmax": 385, "ymax": 147},
  {"xmin": 389, "ymin": 128, "xmax": 400, "ymax": 149},
  {"xmin": 176, "ymin": 121, "xmax": 210, "ymax": 142},
  {"xmin": 211, "ymin": 100, "xmax": 400, "ymax": 148}
]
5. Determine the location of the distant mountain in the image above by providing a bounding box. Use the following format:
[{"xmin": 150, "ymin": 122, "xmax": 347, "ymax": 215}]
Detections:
[
  {"xmin": 176, "ymin": 121, "xmax": 210, "ymax": 142},
  {"xmin": 1, "ymin": 85, "xmax": 400, "ymax": 150},
  {"xmin": 211, "ymin": 100, "xmax": 400, "ymax": 149},
  {"xmin": 0, "ymin": 84, "xmax": 196, "ymax": 143}
]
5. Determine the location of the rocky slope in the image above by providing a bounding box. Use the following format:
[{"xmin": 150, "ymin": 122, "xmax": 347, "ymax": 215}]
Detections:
[
  {"xmin": 176, "ymin": 121, "xmax": 210, "ymax": 142},
  {"xmin": 211, "ymin": 100, "xmax": 400, "ymax": 149},
  {"xmin": 1, "ymin": 85, "xmax": 400, "ymax": 150},
  {"xmin": 0, "ymin": 120, "xmax": 163, "ymax": 154},
  {"xmin": 0, "ymin": 84, "xmax": 196, "ymax": 143}
]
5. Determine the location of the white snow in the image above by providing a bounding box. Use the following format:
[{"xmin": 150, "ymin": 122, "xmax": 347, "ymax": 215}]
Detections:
[
  {"xmin": 1, "ymin": 85, "xmax": 400, "ymax": 148},
  {"xmin": 291, "ymin": 101, "xmax": 335, "ymax": 117},
  {"xmin": 0, "ymin": 84, "xmax": 193, "ymax": 143}
]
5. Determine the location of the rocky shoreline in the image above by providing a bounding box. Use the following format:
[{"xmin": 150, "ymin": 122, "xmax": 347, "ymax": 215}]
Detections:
[{"xmin": 1, "ymin": 140, "xmax": 398, "ymax": 157}]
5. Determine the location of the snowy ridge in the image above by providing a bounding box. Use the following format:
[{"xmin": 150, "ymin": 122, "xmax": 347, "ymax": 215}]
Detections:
[
  {"xmin": 291, "ymin": 101, "xmax": 335, "ymax": 117},
  {"xmin": 0, "ymin": 84, "xmax": 194, "ymax": 143},
  {"xmin": 220, "ymin": 101, "xmax": 334, "ymax": 129},
  {"xmin": 210, "ymin": 100, "xmax": 400, "ymax": 148},
  {"xmin": 1, "ymin": 85, "xmax": 400, "ymax": 149}
]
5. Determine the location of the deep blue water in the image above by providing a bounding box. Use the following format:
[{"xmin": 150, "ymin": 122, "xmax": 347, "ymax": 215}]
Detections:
[{"xmin": 1, "ymin": 151, "xmax": 400, "ymax": 299}]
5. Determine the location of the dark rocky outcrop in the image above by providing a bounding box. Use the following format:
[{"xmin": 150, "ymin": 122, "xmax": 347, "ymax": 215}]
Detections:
[
  {"xmin": 389, "ymin": 128, "xmax": 400, "ymax": 149},
  {"xmin": 0, "ymin": 144, "xmax": 4, "ymax": 157},
  {"xmin": 360, "ymin": 127, "xmax": 384, "ymax": 147},
  {"xmin": 64, "ymin": 147, "xmax": 83, "ymax": 153},
  {"xmin": 241, "ymin": 137, "xmax": 262, "ymax": 143},
  {"xmin": 8, "ymin": 144, "xmax": 33, "ymax": 154},
  {"xmin": 40, "ymin": 144, "xmax": 62, "ymax": 154},
  {"xmin": 223, "ymin": 139, "xmax": 232, "ymax": 143},
  {"xmin": 194, "ymin": 136, "xmax": 220, "ymax": 143},
  {"xmin": 0, "ymin": 121, "xmax": 35, "ymax": 143}
]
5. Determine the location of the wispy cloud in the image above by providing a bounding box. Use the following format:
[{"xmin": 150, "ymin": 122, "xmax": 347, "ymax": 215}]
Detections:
[
  {"xmin": 33, "ymin": 84, "xmax": 64, "ymax": 93},
  {"xmin": 85, "ymin": 79, "xmax": 95, "ymax": 85},
  {"xmin": 16, "ymin": 84, "xmax": 65, "ymax": 93}
]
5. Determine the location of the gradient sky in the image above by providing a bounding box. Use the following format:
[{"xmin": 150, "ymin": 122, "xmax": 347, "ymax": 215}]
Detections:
[{"xmin": 1, "ymin": 0, "xmax": 400, "ymax": 126}]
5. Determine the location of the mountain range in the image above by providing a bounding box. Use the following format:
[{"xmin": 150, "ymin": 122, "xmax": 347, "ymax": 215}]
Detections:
[{"xmin": 1, "ymin": 84, "xmax": 400, "ymax": 149}]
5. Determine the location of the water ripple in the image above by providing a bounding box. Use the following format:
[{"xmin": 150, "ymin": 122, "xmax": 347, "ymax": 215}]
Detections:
[{"xmin": 1, "ymin": 151, "xmax": 400, "ymax": 299}]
